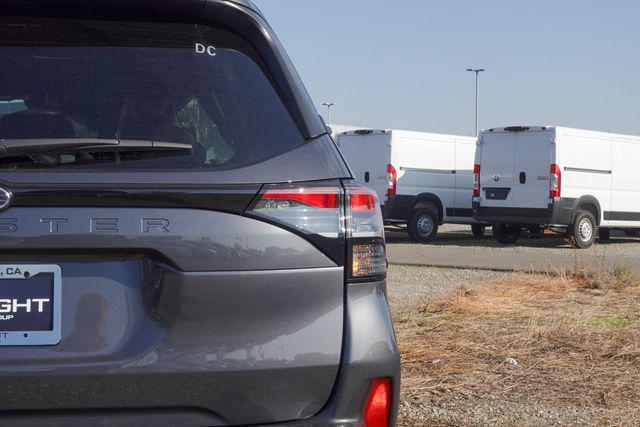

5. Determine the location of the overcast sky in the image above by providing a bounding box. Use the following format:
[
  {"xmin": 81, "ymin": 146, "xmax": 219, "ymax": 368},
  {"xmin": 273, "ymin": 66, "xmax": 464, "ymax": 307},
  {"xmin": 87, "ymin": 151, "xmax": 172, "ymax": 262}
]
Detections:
[{"xmin": 253, "ymin": 0, "xmax": 640, "ymax": 136}]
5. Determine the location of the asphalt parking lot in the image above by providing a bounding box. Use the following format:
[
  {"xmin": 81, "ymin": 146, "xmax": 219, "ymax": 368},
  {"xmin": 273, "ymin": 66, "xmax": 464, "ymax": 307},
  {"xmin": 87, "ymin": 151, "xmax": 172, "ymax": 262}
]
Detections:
[{"xmin": 386, "ymin": 224, "xmax": 640, "ymax": 274}]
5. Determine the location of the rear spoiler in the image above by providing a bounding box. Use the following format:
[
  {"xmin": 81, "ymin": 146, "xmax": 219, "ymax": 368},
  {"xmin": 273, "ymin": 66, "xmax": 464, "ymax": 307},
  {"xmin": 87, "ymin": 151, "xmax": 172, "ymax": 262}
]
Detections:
[{"xmin": 0, "ymin": 0, "xmax": 262, "ymax": 16}]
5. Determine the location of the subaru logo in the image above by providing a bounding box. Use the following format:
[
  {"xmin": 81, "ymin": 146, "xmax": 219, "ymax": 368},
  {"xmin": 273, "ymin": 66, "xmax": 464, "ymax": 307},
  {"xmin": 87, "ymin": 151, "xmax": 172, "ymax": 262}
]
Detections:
[
  {"xmin": 0, "ymin": 188, "xmax": 12, "ymax": 212},
  {"xmin": 493, "ymin": 174, "xmax": 501, "ymax": 182}
]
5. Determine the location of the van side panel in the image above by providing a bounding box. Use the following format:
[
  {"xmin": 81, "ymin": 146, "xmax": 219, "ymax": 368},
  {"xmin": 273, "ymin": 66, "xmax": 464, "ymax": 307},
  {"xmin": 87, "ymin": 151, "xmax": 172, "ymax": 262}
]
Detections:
[
  {"xmin": 608, "ymin": 135, "xmax": 640, "ymax": 227},
  {"xmin": 559, "ymin": 128, "xmax": 612, "ymax": 224},
  {"xmin": 393, "ymin": 133, "xmax": 456, "ymax": 219}
]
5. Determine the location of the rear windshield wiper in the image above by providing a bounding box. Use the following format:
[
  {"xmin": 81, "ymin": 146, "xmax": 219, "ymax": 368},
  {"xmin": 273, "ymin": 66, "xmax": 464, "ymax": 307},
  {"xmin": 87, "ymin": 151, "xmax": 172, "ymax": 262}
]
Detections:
[{"xmin": 0, "ymin": 138, "xmax": 192, "ymax": 157}]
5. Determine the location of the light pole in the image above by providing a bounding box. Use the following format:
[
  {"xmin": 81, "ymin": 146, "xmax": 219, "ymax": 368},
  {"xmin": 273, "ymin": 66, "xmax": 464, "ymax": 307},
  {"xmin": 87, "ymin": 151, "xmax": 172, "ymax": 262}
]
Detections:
[
  {"xmin": 466, "ymin": 68, "xmax": 485, "ymax": 137},
  {"xmin": 322, "ymin": 102, "xmax": 335, "ymax": 123}
]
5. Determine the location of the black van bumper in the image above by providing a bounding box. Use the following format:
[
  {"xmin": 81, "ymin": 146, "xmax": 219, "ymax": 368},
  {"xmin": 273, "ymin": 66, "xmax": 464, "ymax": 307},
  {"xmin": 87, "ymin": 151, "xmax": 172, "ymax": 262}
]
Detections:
[
  {"xmin": 473, "ymin": 197, "xmax": 577, "ymax": 226},
  {"xmin": 382, "ymin": 195, "xmax": 414, "ymax": 222}
]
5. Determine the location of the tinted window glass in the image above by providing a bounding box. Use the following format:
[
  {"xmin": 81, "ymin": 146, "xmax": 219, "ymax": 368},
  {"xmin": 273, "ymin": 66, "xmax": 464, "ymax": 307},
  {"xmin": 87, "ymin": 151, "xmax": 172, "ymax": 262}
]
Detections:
[{"xmin": 0, "ymin": 17, "xmax": 305, "ymax": 170}]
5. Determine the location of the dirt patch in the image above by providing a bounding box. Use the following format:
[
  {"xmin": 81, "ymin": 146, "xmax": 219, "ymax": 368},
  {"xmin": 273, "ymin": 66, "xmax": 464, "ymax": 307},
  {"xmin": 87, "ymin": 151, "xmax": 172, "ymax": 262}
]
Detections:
[{"xmin": 394, "ymin": 267, "xmax": 640, "ymax": 426}]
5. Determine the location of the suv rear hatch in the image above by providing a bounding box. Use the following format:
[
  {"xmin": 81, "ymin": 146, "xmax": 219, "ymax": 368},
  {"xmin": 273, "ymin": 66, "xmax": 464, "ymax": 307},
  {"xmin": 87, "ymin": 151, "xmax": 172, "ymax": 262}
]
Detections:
[
  {"xmin": 479, "ymin": 127, "xmax": 553, "ymax": 211},
  {"xmin": 0, "ymin": 4, "xmax": 352, "ymax": 425}
]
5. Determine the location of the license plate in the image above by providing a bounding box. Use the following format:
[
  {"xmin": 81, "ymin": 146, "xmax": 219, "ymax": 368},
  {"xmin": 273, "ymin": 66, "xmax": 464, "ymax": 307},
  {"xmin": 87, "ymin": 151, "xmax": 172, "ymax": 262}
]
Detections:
[{"xmin": 0, "ymin": 265, "xmax": 61, "ymax": 346}]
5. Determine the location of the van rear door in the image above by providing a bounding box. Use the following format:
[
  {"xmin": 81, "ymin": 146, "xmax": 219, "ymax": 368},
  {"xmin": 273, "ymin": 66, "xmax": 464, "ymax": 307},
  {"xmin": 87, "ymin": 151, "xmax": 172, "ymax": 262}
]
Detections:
[
  {"xmin": 336, "ymin": 131, "xmax": 390, "ymax": 203},
  {"xmin": 336, "ymin": 133, "xmax": 364, "ymax": 181},
  {"xmin": 479, "ymin": 131, "xmax": 517, "ymax": 207},
  {"xmin": 480, "ymin": 128, "xmax": 552, "ymax": 209},
  {"xmin": 362, "ymin": 132, "xmax": 392, "ymax": 202},
  {"xmin": 513, "ymin": 130, "xmax": 553, "ymax": 208}
]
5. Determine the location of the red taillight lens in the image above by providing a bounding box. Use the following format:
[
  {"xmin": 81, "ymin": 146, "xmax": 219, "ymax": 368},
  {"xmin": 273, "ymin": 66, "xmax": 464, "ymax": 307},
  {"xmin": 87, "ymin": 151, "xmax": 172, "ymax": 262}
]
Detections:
[
  {"xmin": 346, "ymin": 186, "xmax": 384, "ymax": 239},
  {"xmin": 364, "ymin": 378, "xmax": 392, "ymax": 427},
  {"xmin": 262, "ymin": 190, "xmax": 340, "ymax": 209},
  {"xmin": 386, "ymin": 164, "xmax": 397, "ymax": 196},
  {"xmin": 473, "ymin": 164, "xmax": 481, "ymax": 197},
  {"xmin": 350, "ymin": 187, "xmax": 378, "ymax": 212},
  {"xmin": 251, "ymin": 185, "xmax": 343, "ymax": 238},
  {"xmin": 550, "ymin": 164, "xmax": 561, "ymax": 198}
]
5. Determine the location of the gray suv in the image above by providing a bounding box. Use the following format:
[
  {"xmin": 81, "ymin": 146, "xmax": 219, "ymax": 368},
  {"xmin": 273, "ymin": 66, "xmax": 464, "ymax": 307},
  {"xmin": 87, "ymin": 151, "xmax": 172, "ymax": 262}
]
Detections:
[{"xmin": 0, "ymin": 1, "xmax": 399, "ymax": 426}]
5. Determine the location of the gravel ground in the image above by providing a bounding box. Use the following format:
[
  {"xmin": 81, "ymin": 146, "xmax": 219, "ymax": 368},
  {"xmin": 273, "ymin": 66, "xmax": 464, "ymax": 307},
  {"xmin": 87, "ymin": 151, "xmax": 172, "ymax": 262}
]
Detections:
[
  {"xmin": 386, "ymin": 264, "xmax": 509, "ymax": 316},
  {"xmin": 387, "ymin": 264, "xmax": 640, "ymax": 426},
  {"xmin": 386, "ymin": 223, "xmax": 640, "ymax": 257}
]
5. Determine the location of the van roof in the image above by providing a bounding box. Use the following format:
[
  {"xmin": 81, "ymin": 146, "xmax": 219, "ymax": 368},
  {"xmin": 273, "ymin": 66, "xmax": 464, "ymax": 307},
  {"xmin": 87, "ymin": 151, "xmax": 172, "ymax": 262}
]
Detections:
[
  {"xmin": 482, "ymin": 125, "xmax": 640, "ymax": 140},
  {"xmin": 482, "ymin": 126, "xmax": 552, "ymax": 134},
  {"xmin": 338, "ymin": 129, "xmax": 391, "ymax": 136},
  {"xmin": 338, "ymin": 128, "xmax": 476, "ymax": 141}
]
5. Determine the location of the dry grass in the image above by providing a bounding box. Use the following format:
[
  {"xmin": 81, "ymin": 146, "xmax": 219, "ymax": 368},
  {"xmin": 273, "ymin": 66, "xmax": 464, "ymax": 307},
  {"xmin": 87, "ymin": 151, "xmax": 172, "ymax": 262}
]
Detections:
[{"xmin": 396, "ymin": 265, "xmax": 640, "ymax": 415}]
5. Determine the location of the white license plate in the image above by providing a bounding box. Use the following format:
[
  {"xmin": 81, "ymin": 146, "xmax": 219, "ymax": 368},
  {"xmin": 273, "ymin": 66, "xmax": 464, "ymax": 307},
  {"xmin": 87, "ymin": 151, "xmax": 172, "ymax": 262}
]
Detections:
[{"xmin": 0, "ymin": 265, "xmax": 62, "ymax": 346}]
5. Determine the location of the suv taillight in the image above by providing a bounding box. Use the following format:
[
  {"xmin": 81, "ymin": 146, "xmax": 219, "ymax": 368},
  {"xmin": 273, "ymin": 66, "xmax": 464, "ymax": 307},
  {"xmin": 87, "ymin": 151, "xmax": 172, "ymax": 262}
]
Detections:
[
  {"xmin": 473, "ymin": 164, "xmax": 481, "ymax": 197},
  {"xmin": 346, "ymin": 185, "xmax": 386, "ymax": 281},
  {"xmin": 248, "ymin": 182, "xmax": 387, "ymax": 281},
  {"xmin": 550, "ymin": 164, "xmax": 561, "ymax": 198},
  {"xmin": 386, "ymin": 164, "xmax": 397, "ymax": 196},
  {"xmin": 251, "ymin": 184, "xmax": 343, "ymax": 238}
]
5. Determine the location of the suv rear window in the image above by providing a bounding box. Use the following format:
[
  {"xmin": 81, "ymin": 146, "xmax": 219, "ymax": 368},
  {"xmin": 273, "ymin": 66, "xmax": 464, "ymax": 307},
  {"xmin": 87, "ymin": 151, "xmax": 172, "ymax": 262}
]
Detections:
[{"xmin": 0, "ymin": 17, "xmax": 305, "ymax": 170}]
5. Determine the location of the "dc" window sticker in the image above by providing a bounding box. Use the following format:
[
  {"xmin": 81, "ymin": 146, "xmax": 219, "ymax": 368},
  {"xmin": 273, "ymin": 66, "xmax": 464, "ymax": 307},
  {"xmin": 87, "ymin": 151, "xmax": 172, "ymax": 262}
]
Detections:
[{"xmin": 195, "ymin": 43, "xmax": 217, "ymax": 57}]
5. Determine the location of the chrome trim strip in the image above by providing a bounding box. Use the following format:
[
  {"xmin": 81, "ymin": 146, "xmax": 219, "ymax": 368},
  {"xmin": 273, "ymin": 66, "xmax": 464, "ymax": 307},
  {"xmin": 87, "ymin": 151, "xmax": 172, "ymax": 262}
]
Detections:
[
  {"xmin": 400, "ymin": 167, "xmax": 456, "ymax": 174},
  {"xmin": 564, "ymin": 167, "xmax": 612, "ymax": 175}
]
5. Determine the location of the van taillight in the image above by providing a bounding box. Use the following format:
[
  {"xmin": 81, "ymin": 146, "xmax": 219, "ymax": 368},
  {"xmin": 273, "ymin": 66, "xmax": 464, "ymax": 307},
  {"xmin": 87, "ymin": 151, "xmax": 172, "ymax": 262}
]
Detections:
[
  {"xmin": 550, "ymin": 164, "xmax": 562, "ymax": 198},
  {"xmin": 249, "ymin": 182, "xmax": 387, "ymax": 281},
  {"xmin": 473, "ymin": 164, "xmax": 481, "ymax": 197},
  {"xmin": 386, "ymin": 164, "xmax": 397, "ymax": 196}
]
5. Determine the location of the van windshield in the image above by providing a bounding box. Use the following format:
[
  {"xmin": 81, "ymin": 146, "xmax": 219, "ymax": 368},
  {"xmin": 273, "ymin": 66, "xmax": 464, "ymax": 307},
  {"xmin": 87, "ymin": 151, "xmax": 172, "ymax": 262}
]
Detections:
[{"xmin": 0, "ymin": 17, "xmax": 304, "ymax": 170}]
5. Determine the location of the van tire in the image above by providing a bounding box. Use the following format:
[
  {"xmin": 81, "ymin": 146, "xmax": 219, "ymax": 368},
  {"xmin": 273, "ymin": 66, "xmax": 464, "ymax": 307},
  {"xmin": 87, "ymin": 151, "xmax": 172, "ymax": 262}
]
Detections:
[
  {"xmin": 492, "ymin": 223, "xmax": 522, "ymax": 245},
  {"xmin": 624, "ymin": 229, "xmax": 640, "ymax": 237},
  {"xmin": 599, "ymin": 228, "xmax": 611, "ymax": 241},
  {"xmin": 568, "ymin": 210, "xmax": 597, "ymax": 249},
  {"xmin": 471, "ymin": 224, "xmax": 486, "ymax": 237},
  {"xmin": 408, "ymin": 209, "xmax": 439, "ymax": 243}
]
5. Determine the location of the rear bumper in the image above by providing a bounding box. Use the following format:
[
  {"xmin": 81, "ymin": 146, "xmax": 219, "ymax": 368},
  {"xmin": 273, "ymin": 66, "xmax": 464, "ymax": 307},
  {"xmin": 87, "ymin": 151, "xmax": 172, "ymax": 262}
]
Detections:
[
  {"xmin": 265, "ymin": 280, "xmax": 400, "ymax": 426},
  {"xmin": 473, "ymin": 197, "xmax": 577, "ymax": 226},
  {"xmin": 0, "ymin": 278, "xmax": 400, "ymax": 427}
]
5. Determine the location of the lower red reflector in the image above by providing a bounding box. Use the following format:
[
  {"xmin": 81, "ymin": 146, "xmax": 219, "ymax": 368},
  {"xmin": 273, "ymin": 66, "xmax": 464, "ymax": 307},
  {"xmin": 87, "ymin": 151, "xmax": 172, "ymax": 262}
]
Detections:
[{"xmin": 364, "ymin": 378, "xmax": 392, "ymax": 427}]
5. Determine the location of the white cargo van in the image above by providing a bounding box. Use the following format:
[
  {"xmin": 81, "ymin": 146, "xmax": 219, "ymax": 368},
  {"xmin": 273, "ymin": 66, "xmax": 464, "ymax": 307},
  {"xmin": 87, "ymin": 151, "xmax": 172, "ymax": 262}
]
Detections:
[
  {"xmin": 336, "ymin": 129, "xmax": 485, "ymax": 242},
  {"xmin": 473, "ymin": 126, "xmax": 640, "ymax": 248}
]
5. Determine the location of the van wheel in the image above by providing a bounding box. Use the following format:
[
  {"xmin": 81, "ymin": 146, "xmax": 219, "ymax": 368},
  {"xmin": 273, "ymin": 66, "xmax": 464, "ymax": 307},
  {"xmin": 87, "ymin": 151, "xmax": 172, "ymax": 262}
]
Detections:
[
  {"xmin": 568, "ymin": 211, "xmax": 597, "ymax": 249},
  {"xmin": 492, "ymin": 223, "xmax": 522, "ymax": 245},
  {"xmin": 408, "ymin": 209, "xmax": 439, "ymax": 243},
  {"xmin": 624, "ymin": 229, "xmax": 640, "ymax": 237},
  {"xmin": 599, "ymin": 228, "xmax": 611, "ymax": 241},
  {"xmin": 471, "ymin": 224, "xmax": 486, "ymax": 237}
]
